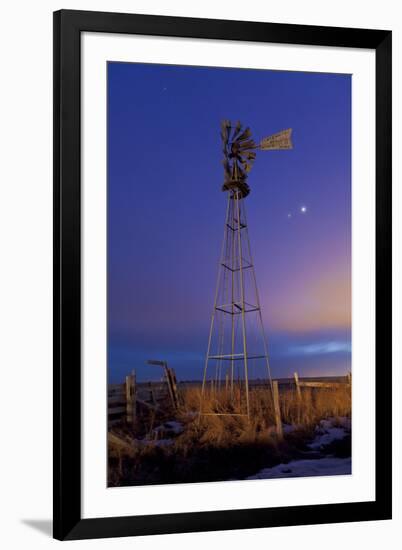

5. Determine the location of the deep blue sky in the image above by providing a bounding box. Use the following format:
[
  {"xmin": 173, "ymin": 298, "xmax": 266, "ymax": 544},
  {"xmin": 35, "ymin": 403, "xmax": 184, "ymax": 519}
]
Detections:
[{"xmin": 108, "ymin": 62, "xmax": 351, "ymax": 383}]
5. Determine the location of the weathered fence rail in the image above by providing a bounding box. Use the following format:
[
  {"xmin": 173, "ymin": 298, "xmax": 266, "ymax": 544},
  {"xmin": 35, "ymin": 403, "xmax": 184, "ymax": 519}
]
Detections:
[
  {"xmin": 272, "ymin": 372, "xmax": 351, "ymax": 440},
  {"xmin": 108, "ymin": 368, "xmax": 180, "ymax": 428},
  {"xmin": 108, "ymin": 371, "xmax": 351, "ymax": 431}
]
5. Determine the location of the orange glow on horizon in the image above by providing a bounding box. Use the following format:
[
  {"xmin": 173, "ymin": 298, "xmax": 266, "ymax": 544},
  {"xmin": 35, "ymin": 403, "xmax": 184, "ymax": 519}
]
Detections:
[{"xmin": 264, "ymin": 261, "xmax": 351, "ymax": 333}]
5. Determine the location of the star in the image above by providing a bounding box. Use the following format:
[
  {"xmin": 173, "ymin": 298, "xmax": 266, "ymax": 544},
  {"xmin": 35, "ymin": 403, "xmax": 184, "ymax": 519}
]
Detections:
[
  {"xmin": 287, "ymin": 213, "xmax": 292, "ymax": 218},
  {"xmin": 300, "ymin": 206, "xmax": 307, "ymax": 213},
  {"xmin": 162, "ymin": 87, "xmax": 168, "ymax": 92}
]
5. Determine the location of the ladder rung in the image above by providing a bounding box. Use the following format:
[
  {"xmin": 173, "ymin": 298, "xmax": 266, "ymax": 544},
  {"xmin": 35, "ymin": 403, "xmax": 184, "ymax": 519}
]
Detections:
[
  {"xmin": 221, "ymin": 263, "xmax": 253, "ymax": 272},
  {"xmin": 208, "ymin": 354, "xmax": 267, "ymax": 361}
]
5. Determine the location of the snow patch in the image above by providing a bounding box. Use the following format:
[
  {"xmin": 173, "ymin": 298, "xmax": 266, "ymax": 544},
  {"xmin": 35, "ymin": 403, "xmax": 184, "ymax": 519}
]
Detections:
[
  {"xmin": 164, "ymin": 421, "xmax": 184, "ymax": 434},
  {"xmin": 247, "ymin": 457, "xmax": 351, "ymax": 479},
  {"xmin": 282, "ymin": 423, "xmax": 298, "ymax": 434},
  {"xmin": 150, "ymin": 438, "xmax": 175, "ymax": 447},
  {"xmin": 308, "ymin": 417, "xmax": 350, "ymax": 450},
  {"xmin": 152, "ymin": 420, "xmax": 184, "ymax": 439}
]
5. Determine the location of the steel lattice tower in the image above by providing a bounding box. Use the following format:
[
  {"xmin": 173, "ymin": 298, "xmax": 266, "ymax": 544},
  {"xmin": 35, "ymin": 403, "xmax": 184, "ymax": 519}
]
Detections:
[{"xmin": 200, "ymin": 121, "xmax": 293, "ymax": 418}]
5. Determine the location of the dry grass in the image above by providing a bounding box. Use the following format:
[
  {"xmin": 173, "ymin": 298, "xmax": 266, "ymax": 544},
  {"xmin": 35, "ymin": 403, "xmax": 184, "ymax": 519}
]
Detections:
[
  {"xmin": 184, "ymin": 383, "xmax": 351, "ymax": 430},
  {"xmin": 108, "ymin": 383, "xmax": 351, "ymax": 487}
]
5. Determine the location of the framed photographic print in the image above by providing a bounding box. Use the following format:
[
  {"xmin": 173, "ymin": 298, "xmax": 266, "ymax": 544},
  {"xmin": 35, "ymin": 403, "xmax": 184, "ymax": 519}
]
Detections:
[{"xmin": 53, "ymin": 9, "xmax": 392, "ymax": 540}]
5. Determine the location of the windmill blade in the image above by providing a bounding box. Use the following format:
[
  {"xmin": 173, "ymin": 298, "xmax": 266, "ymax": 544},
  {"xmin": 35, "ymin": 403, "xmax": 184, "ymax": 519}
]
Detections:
[
  {"xmin": 221, "ymin": 133, "xmax": 227, "ymax": 150},
  {"xmin": 234, "ymin": 162, "xmax": 245, "ymax": 180},
  {"xmin": 239, "ymin": 151, "xmax": 256, "ymax": 163},
  {"xmin": 230, "ymin": 120, "xmax": 243, "ymax": 141},
  {"xmin": 220, "ymin": 128, "xmax": 228, "ymax": 146},
  {"xmin": 239, "ymin": 139, "xmax": 257, "ymax": 151},
  {"xmin": 238, "ymin": 164, "xmax": 247, "ymax": 179},
  {"xmin": 221, "ymin": 119, "xmax": 231, "ymax": 130},
  {"xmin": 222, "ymin": 159, "xmax": 231, "ymax": 178},
  {"xmin": 235, "ymin": 127, "xmax": 251, "ymax": 142},
  {"xmin": 244, "ymin": 151, "xmax": 256, "ymax": 162},
  {"xmin": 239, "ymin": 159, "xmax": 255, "ymax": 173},
  {"xmin": 220, "ymin": 120, "xmax": 231, "ymax": 145},
  {"xmin": 221, "ymin": 134, "xmax": 230, "ymax": 156},
  {"xmin": 239, "ymin": 151, "xmax": 256, "ymax": 172},
  {"xmin": 259, "ymin": 128, "xmax": 293, "ymax": 150}
]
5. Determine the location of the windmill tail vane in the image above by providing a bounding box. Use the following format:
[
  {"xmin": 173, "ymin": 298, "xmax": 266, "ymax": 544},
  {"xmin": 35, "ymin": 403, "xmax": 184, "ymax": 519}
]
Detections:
[{"xmin": 221, "ymin": 120, "xmax": 293, "ymax": 198}]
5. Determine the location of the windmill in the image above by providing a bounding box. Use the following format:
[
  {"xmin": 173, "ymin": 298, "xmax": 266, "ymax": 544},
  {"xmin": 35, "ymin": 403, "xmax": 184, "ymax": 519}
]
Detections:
[{"xmin": 200, "ymin": 121, "xmax": 293, "ymax": 418}]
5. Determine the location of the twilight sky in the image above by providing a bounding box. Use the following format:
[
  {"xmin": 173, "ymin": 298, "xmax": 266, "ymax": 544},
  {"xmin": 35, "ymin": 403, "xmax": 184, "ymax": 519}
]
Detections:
[{"xmin": 107, "ymin": 62, "xmax": 351, "ymax": 383}]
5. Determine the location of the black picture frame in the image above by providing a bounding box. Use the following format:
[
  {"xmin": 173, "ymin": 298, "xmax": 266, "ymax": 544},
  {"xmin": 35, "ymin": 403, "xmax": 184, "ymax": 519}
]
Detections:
[{"xmin": 53, "ymin": 9, "xmax": 392, "ymax": 541}]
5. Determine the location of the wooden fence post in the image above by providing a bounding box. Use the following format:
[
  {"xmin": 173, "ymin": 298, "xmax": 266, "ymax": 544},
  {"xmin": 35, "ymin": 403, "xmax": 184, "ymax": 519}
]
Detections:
[
  {"xmin": 125, "ymin": 370, "xmax": 136, "ymax": 428},
  {"xmin": 164, "ymin": 365, "xmax": 179, "ymax": 409},
  {"xmin": 169, "ymin": 367, "xmax": 179, "ymax": 409},
  {"xmin": 162, "ymin": 362, "xmax": 180, "ymax": 409},
  {"xmin": 294, "ymin": 372, "xmax": 302, "ymax": 401},
  {"xmin": 148, "ymin": 381, "xmax": 156, "ymax": 406},
  {"xmin": 272, "ymin": 381, "xmax": 283, "ymax": 441},
  {"xmin": 347, "ymin": 372, "xmax": 352, "ymax": 386},
  {"xmin": 294, "ymin": 372, "xmax": 302, "ymax": 424}
]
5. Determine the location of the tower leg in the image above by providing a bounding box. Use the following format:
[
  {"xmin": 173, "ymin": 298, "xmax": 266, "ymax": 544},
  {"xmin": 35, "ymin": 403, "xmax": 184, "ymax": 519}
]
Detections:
[
  {"xmin": 230, "ymin": 195, "xmax": 236, "ymax": 400},
  {"xmin": 201, "ymin": 193, "xmax": 231, "ymax": 412},
  {"xmin": 242, "ymin": 200, "xmax": 275, "ymax": 402},
  {"xmin": 235, "ymin": 191, "xmax": 250, "ymax": 418}
]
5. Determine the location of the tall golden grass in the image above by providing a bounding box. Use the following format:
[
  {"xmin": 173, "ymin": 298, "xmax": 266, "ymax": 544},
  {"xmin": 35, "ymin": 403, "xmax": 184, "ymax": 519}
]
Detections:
[
  {"xmin": 185, "ymin": 383, "xmax": 351, "ymax": 432},
  {"xmin": 108, "ymin": 383, "xmax": 351, "ymax": 486}
]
